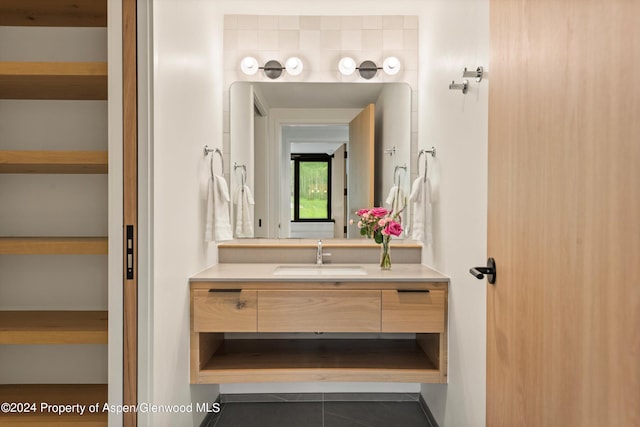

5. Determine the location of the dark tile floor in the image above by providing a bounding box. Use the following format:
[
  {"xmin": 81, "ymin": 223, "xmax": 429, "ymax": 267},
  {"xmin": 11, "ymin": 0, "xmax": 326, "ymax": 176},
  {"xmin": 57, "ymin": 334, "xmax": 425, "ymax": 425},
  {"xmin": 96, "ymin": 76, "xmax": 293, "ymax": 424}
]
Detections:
[{"xmin": 203, "ymin": 395, "xmax": 435, "ymax": 427}]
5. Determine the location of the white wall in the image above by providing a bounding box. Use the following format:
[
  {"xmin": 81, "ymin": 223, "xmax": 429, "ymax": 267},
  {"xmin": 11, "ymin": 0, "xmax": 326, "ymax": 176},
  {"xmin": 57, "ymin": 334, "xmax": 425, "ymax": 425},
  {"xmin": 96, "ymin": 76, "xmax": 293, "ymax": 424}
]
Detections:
[
  {"xmin": 419, "ymin": 2, "xmax": 489, "ymax": 427},
  {"xmin": 150, "ymin": 1, "xmax": 488, "ymax": 426}
]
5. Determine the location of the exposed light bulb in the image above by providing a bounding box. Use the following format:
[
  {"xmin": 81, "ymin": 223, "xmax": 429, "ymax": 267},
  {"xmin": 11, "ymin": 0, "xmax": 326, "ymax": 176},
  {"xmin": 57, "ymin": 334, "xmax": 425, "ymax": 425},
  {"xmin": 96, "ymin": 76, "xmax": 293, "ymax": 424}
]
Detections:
[
  {"xmin": 285, "ymin": 57, "xmax": 303, "ymax": 76},
  {"xmin": 338, "ymin": 57, "xmax": 356, "ymax": 76},
  {"xmin": 383, "ymin": 56, "xmax": 401, "ymax": 75},
  {"xmin": 240, "ymin": 56, "xmax": 259, "ymax": 75}
]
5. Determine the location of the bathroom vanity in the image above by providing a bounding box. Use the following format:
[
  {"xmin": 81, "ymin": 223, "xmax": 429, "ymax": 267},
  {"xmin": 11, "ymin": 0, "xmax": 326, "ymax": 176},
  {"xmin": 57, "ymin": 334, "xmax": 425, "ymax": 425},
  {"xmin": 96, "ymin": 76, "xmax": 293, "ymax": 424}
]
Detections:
[{"xmin": 189, "ymin": 263, "xmax": 449, "ymax": 384}]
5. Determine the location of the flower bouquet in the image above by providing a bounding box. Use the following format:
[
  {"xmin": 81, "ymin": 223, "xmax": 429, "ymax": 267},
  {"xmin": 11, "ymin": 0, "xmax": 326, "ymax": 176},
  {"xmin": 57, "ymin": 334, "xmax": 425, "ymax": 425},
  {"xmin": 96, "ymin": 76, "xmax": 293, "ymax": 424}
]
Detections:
[{"xmin": 354, "ymin": 207, "xmax": 403, "ymax": 270}]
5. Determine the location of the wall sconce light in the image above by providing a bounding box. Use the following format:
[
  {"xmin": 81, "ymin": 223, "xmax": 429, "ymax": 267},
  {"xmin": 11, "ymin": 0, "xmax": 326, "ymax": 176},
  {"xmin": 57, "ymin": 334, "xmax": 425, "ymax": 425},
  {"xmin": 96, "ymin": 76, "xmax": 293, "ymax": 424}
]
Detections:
[
  {"xmin": 338, "ymin": 56, "xmax": 401, "ymax": 79},
  {"xmin": 240, "ymin": 56, "xmax": 304, "ymax": 79}
]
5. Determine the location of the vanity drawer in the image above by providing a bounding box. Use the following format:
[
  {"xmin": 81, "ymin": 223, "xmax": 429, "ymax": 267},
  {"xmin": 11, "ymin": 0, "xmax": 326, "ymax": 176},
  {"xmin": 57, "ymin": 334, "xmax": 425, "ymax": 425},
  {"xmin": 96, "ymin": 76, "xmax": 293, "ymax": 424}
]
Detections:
[
  {"xmin": 193, "ymin": 289, "xmax": 257, "ymax": 332},
  {"xmin": 381, "ymin": 290, "xmax": 445, "ymax": 333},
  {"xmin": 258, "ymin": 290, "xmax": 381, "ymax": 333}
]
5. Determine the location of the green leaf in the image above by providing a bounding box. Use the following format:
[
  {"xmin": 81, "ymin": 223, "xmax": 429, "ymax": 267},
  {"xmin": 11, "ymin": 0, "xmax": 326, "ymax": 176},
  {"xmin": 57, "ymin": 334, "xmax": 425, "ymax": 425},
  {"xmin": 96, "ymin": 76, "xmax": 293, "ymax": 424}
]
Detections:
[
  {"xmin": 374, "ymin": 232, "xmax": 383, "ymax": 244},
  {"xmin": 360, "ymin": 228, "xmax": 367, "ymax": 236}
]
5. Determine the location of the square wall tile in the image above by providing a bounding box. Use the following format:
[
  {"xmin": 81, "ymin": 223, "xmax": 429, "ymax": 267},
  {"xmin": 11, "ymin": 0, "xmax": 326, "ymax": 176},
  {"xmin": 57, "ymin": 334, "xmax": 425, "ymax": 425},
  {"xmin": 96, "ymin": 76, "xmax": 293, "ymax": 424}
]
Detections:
[
  {"xmin": 403, "ymin": 29, "xmax": 418, "ymax": 50},
  {"xmin": 223, "ymin": 30, "xmax": 237, "ymax": 51},
  {"xmin": 362, "ymin": 30, "xmax": 383, "ymax": 51},
  {"xmin": 224, "ymin": 15, "xmax": 237, "ymax": 30},
  {"xmin": 382, "ymin": 29, "xmax": 404, "ymax": 50},
  {"xmin": 341, "ymin": 16, "xmax": 362, "ymax": 30},
  {"xmin": 341, "ymin": 30, "xmax": 362, "ymax": 51},
  {"xmin": 237, "ymin": 30, "xmax": 258, "ymax": 50},
  {"xmin": 300, "ymin": 16, "xmax": 321, "ymax": 30},
  {"xmin": 279, "ymin": 16, "xmax": 300, "ymax": 30},
  {"xmin": 321, "ymin": 30, "xmax": 341, "ymax": 50},
  {"xmin": 279, "ymin": 30, "xmax": 300, "ymax": 51},
  {"xmin": 404, "ymin": 16, "xmax": 419, "ymax": 29},
  {"xmin": 362, "ymin": 16, "xmax": 383, "ymax": 30},
  {"xmin": 321, "ymin": 16, "xmax": 341, "ymax": 30},
  {"xmin": 237, "ymin": 15, "xmax": 258, "ymax": 30},
  {"xmin": 383, "ymin": 15, "xmax": 404, "ymax": 29},
  {"xmin": 258, "ymin": 30, "xmax": 279, "ymax": 51},
  {"xmin": 300, "ymin": 30, "xmax": 321, "ymax": 52},
  {"xmin": 258, "ymin": 15, "xmax": 279, "ymax": 29}
]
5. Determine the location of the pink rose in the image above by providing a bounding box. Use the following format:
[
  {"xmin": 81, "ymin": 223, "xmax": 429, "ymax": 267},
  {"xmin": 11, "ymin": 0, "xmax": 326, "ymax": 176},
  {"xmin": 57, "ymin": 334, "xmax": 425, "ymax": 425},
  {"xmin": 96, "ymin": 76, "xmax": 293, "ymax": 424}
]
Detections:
[
  {"xmin": 385, "ymin": 220, "xmax": 403, "ymax": 237},
  {"xmin": 378, "ymin": 219, "xmax": 386, "ymax": 227},
  {"xmin": 357, "ymin": 221, "xmax": 363, "ymax": 228},
  {"xmin": 356, "ymin": 209, "xmax": 370, "ymax": 216},
  {"xmin": 370, "ymin": 207, "xmax": 389, "ymax": 218}
]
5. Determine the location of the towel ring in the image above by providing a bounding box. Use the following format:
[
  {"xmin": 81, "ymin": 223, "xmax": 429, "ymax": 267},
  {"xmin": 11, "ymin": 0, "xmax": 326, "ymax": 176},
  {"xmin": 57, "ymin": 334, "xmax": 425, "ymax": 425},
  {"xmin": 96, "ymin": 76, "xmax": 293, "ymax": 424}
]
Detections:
[
  {"xmin": 417, "ymin": 147, "xmax": 436, "ymax": 182},
  {"xmin": 234, "ymin": 162, "xmax": 247, "ymax": 187},
  {"xmin": 204, "ymin": 145, "xmax": 224, "ymax": 178},
  {"xmin": 393, "ymin": 164, "xmax": 407, "ymax": 187}
]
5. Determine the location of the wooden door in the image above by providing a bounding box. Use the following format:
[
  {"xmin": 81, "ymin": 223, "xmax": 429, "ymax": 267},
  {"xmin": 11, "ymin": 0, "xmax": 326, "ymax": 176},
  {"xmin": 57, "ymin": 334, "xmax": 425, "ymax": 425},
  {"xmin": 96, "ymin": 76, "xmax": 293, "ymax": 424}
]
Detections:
[
  {"xmin": 487, "ymin": 1, "xmax": 639, "ymax": 426},
  {"xmin": 348, "ymin": 104, "xmax": 375, "ymax": 235}
]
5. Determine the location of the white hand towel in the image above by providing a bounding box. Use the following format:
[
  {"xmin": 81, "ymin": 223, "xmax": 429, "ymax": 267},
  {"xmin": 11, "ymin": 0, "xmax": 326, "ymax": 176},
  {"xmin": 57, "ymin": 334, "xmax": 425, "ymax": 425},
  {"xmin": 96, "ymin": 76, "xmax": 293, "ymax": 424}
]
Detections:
[
  {"xmin": 234, "ymin": 185, "xmax": 255, "ymax": 238},
  {"xmin": 205, "ymin": 175, "xmax": 233, "ymax": 242},
  {"xmin": 409, "ymin": 176, "xmax": 433, "ymax": 245},
  {"xmin": 385, "ymin": 185, "xmax": 407, "ymax": 217}
]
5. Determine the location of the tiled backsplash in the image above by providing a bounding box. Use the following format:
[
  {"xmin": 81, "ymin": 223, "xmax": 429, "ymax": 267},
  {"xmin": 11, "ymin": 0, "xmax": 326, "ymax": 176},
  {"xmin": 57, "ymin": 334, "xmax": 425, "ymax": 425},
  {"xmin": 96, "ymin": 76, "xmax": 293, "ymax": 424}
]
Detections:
[
  {"xmin": 223, "ymin": 15, "xmax": 417, "ymax": 86},
  {"xmin": 222, "ymin": 15, "xmax": 419, "ymax": 178}
]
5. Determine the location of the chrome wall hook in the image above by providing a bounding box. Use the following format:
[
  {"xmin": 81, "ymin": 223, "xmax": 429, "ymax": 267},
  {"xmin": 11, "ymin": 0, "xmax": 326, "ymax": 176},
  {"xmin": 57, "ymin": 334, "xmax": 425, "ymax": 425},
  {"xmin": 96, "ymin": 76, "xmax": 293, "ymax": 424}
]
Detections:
[
  {"xmin": 449, "ymin": 80, "xmax": 468, "ymax": 94},
  {"xmin": 463, "ymin": 66, "xmax": 484, "ymax": 82}
]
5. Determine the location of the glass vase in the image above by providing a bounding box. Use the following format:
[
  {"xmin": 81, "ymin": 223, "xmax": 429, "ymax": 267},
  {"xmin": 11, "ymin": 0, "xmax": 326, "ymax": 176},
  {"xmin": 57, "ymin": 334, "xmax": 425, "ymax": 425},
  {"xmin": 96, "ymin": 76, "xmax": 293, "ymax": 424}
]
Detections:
[{"xmin": 380, "ymin": 236, "xmax": 391, "ymax": 270}]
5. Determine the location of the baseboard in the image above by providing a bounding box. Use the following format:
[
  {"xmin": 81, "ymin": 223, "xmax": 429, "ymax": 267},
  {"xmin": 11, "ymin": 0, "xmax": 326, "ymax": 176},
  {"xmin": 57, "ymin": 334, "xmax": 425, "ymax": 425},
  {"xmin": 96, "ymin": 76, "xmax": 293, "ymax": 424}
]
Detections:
[{"xmin": 418, "ymin": 394, "xmax": 440, "ymax": 427}]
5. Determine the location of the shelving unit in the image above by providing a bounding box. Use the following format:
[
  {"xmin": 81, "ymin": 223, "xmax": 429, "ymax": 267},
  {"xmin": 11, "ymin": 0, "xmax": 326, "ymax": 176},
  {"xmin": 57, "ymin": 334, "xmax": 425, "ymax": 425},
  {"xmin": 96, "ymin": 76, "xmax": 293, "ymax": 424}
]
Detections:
[
  {"xmin": 0, "ymin": 150, "xmax": 108, "ymax": 174},
  {"xmin": 0, "ymin": 237, "xmax": 108, "ymax": 255},
  {"xmin": 0, "ymin": 311, "xmax": 108, "ymax": 344},
  {"xmin": 0, "ymin": 0, "xmax": 107, "ymax": 27},
  {"xmin": 0, "ymin": 61, "xmax": 108, "ymax": 100},
  {"xmin": 1, "ymin": 2, "xmax": 109, "ymax": 424}
]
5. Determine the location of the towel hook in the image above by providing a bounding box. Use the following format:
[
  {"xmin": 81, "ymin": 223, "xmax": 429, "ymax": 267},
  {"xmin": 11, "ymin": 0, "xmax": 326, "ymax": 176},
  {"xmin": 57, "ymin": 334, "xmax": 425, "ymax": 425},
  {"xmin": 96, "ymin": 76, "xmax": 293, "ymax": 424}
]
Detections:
[
  {"xmin": 417, "ymin": 147, "xmax": 436, "ymax": 182},
  {"xmin": 204, "ymin": 145, "xmax": 224, "ymax": 178}
]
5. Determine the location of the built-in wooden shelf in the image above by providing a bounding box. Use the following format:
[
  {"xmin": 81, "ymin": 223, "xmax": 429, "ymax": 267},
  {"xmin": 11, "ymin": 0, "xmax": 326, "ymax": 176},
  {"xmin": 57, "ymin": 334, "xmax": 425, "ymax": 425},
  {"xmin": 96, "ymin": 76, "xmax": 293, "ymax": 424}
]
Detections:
[
  {"xmin": 0, "ymin": 311, "xmax": 108, "ymax": 344},
  {"xmin": 0, "ymin": 0, "xmax": 107, "ymax": 27},
  {"xmin": 0, "ymin": 151, "xmax": 108, "ymax": 174},
  {"xmin": 195, "ymin": 338, "xmax": 442, "ymax": 384},
  {"xmin": 0, "ymin": 237, "xmax": 108, "ymax": 255},
  {"xmin": 0, "ymin": 384, "xmax": 107, "ymax": 426},
  {"xmin": 0, "ymin": 62, "xmax": 107, "ymax": 100}
]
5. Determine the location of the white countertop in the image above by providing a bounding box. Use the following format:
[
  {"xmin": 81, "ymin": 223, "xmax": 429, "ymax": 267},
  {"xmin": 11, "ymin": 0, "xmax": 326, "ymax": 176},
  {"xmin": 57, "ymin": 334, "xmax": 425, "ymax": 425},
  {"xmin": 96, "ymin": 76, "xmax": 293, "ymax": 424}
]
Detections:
[{"xmin": 190, "ymin": 263, "xmax": 449, "ymax": 282}]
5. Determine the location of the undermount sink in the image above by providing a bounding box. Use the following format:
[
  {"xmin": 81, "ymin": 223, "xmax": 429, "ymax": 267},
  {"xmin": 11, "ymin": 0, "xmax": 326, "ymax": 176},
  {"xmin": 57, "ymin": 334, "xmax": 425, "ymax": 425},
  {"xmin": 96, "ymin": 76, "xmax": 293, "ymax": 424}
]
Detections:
[{"xmin": 273, "ymin": 265, "xmax": 367, "ymax": 276}]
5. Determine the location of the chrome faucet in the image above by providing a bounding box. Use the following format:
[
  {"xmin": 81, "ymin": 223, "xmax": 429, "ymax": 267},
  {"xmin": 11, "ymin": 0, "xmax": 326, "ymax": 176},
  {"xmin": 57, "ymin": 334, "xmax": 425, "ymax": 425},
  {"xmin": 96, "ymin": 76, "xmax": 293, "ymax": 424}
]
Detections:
[
  {"xmin": 316, "ymin": 240, "xmax": 323, "ymax": 264},
  {"xmin": 316, "ymin": 240, "xmax": 331, "ymax": 265}
]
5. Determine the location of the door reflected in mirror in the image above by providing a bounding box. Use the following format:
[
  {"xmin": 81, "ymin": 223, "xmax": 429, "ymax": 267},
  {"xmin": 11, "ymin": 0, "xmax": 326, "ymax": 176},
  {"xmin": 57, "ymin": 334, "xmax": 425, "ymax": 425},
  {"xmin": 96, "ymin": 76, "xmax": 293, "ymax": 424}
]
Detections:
[{"xmin": 230, "ymin": 82, "xmax": 411, "ymax": 239}]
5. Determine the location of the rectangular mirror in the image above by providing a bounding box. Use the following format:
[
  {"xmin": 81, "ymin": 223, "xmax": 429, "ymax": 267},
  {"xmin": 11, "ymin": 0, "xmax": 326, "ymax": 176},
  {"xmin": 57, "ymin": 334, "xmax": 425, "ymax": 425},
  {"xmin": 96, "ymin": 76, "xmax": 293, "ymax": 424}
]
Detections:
[{"xmin": 230, "ymin": 82, "xmax": 411, "ymax": 239}]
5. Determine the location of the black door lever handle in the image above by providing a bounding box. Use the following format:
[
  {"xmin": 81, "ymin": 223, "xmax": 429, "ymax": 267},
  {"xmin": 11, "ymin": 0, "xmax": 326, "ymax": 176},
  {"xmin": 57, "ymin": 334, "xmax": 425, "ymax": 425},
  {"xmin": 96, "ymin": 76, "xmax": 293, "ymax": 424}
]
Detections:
[{"xmin": 470, "ymin": 258, "xmax": 496, "ymax": 284}]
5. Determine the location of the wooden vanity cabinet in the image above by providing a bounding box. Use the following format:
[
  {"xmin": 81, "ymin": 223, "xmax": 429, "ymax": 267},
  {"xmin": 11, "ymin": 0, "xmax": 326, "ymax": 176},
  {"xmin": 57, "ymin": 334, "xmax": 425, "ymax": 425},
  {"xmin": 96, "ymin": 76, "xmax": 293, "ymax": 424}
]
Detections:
[
  {"xmin": 258, "ymin": 290, "xmax": 381, "ymax": 332},
  {"xmin": 193, "ymin": 289, "xmax": 257, "ymax": 332},
  {"xmin": 190, "ymin": 281, "xmax": 448, "ymax": 384},
  {"xmin": 381, "ymin": 289, "xmax": 446, "ymax": 333}
]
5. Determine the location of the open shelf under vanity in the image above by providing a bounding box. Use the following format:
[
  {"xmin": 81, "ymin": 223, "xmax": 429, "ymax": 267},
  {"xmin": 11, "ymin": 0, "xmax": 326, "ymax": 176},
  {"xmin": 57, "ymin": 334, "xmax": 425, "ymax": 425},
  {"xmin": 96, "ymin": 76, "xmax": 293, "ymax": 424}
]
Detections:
[{"xmin": 193, "ymin": 336, "xmax": 444, "ymax": 384}]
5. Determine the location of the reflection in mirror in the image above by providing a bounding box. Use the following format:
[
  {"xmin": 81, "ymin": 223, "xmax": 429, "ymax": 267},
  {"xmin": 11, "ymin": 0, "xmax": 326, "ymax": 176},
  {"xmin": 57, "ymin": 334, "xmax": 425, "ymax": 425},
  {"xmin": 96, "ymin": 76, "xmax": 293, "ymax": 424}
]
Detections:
[{"xmin": 230, "ymin": 82, "xmax": 411, "ymax": 239}]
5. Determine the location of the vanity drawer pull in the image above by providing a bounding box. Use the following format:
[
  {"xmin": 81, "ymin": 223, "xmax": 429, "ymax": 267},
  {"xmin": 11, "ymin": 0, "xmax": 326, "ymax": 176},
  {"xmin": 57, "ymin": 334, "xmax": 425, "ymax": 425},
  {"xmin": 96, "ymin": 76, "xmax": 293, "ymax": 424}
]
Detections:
[
  {"xmin": 209, "ymin": 289, "xmax": 242, "ymax": 293},
  {"xmin": 397, "ymin": 289, "xmax": 430, "ymax": 293}
]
